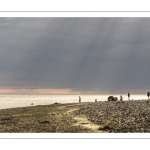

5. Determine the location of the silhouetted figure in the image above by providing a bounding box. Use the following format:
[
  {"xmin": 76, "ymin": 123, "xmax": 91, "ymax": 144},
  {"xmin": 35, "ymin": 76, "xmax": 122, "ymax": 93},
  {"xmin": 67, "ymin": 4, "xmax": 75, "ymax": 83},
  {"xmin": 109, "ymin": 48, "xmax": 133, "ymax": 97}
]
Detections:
[
  {"xmin": 108, "ymin": 96, "xmax": 118, "ymax": 101},
  {"xmin": 95, "ymin": 99, "xmax": 97, "ymax": 102},
  {"xmin": 108, "ymin": 96, "xmax": 113, "ymax": 101},
  {"xmin": 79, "ymin": 96, "xmax": 81, "ymax": 103},
  {"xmin": 128, "ymin": 92, "xmax": 130, "ymax": 100},
  {"xmin": 147, "ymin": 91, "xmax": 150, "ymax": 100},
  {"xmin": 114, "ymin": 97, "xmax": 118, "ymax": 101},
  {"xmin": 120, "ymin": 95, "xmax": 123, "ymax": 101}
]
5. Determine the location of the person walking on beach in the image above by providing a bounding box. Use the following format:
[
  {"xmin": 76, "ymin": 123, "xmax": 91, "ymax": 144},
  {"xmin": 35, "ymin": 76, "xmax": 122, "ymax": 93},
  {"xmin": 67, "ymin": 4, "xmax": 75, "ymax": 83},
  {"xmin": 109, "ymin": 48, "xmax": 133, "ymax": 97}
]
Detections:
[
  {"xmin": 120, "ymin": 95, "xmax": 123, "ymax": 101},
  {"xmin": 79, "ymin": 96, "xmax": 81, "ymax": 103},
  {"xmin": 128, "ymin": 92, "xmax": 130, "ymax": 100},
  {"xmin": 147, "ymin": 91, "xmax": 150, "ymax": 100}
]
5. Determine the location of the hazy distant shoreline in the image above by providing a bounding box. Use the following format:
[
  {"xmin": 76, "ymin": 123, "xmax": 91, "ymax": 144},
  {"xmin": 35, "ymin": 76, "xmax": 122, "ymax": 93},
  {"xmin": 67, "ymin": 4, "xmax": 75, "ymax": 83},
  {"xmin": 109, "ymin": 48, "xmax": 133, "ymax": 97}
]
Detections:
[
  {"xmin": 0, "ymin": 94, "xmax": 148, "ymax": 110},
  {"xmin": 0, "ymin": 99, "xmax": 150, "ymax": 133}
]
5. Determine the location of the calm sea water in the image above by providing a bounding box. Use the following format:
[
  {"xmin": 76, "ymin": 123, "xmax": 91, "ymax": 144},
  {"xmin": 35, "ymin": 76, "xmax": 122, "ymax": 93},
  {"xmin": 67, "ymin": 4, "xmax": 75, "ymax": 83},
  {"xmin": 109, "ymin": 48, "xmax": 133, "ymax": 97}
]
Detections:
[{"xmin": 0, "ymin": 94, "xmax": 148, "ymax": 110}]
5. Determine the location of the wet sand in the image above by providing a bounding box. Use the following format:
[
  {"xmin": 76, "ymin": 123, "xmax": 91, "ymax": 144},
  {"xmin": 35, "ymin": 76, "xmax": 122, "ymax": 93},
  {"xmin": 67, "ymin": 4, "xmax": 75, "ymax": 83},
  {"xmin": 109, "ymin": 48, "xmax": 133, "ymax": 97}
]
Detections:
[{"xmin": 0, "ymin": 100, "xmax": 150, "ymax": 133}]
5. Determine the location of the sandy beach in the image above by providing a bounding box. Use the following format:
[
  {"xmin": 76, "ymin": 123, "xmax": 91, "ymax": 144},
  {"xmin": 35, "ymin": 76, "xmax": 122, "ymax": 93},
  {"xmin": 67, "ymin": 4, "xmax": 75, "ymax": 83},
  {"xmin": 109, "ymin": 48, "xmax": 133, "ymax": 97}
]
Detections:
[{"xmin": 0, "ymin": 100, "xmax": 150, "ymax": 133}]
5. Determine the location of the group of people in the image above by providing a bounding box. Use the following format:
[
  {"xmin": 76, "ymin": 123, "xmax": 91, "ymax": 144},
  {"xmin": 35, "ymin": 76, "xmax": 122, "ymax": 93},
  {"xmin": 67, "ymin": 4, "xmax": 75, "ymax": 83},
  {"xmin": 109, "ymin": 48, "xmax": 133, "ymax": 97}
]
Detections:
[
  {"xmin": 119, "ymin": 91, "xmax": 150, "ymax": 101},
  {"xmin": 79, "ymin": 91, "xmax": 150, "ymax": 103},
  {"xmin": 120, "ymin": 93, "xmax": 130, "ymax": 101},
  {"xmin": 120, "ymin": 92, "xmax": 130, "ymax": 101}
]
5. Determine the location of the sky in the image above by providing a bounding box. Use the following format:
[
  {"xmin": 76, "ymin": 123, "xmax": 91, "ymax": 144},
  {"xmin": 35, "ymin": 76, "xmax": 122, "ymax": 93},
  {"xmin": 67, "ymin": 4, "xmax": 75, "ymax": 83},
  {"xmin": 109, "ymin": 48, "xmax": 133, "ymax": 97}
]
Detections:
[{"xmin": 0, "ymin": 18, "xmax": 150, "ymax": 95}]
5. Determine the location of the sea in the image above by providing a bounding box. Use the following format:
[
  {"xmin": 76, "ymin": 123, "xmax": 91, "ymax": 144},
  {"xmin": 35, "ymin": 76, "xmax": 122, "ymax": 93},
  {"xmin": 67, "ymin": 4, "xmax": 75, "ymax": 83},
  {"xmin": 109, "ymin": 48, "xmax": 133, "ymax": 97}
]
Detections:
[{"xmin": 0, "ymin": 94, "xmax": 148, "ymax": 110}]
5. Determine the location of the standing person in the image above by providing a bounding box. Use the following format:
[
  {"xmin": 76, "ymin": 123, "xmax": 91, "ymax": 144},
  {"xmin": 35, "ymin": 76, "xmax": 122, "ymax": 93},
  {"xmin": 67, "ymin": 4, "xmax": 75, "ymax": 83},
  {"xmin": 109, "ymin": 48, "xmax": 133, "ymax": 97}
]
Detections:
[
  {"xmin": 79, "ymin": 96, "xmax": 81, "ymax": 103},
  {"xmin": 120, "ymin": 95, "xmax": 123, "ymax": 101},
  {"xmin": 128, "ymin": 92, "xmax": 130, "ymax": 100},
  {"xmin": 147, "ymin": 91, "xmax": 150, "ymax": 100}
]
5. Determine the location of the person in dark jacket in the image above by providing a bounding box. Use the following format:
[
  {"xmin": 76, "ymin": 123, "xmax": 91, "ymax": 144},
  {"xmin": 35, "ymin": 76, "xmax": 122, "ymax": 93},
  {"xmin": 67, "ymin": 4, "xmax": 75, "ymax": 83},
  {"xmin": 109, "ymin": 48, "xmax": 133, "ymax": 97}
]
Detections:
[
  {"xmin": 120, "ymin": 95, "xmax": 123, "ymax": 101},
  {"xmin": 128, "ymin": 92, "xmax": 130, "ymax": 100},
  {"xmin": 147, "ymin": 91, "xmax": 150, "ymax": 100},
  {"xmin": 79, "ymin": 96, "xmax": 81, "ymax": 103}
]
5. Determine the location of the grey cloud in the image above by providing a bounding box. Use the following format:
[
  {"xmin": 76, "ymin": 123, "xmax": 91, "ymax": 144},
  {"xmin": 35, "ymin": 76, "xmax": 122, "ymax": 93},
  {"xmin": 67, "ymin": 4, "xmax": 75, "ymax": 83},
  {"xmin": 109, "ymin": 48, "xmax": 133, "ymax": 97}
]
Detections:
[{"xmin": 0, "ymin": 18, "xmax": 150, "ymax": 94}]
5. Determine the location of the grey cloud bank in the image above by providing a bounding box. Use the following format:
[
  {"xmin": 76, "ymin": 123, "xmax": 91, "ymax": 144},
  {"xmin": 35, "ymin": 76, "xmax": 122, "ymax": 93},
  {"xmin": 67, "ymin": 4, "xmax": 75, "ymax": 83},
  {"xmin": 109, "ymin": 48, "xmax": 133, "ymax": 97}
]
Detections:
[{"xmin": 0, "ymin": 18, "xmax": 150, "ymax": 94}]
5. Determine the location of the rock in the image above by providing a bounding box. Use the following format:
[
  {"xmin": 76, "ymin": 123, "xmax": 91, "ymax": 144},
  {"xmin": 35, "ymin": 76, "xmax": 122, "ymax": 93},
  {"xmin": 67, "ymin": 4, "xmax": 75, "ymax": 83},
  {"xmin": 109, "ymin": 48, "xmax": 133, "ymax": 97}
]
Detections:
[{"xmin": 39, "ymin": 121, "xmax": 50, "ymax": 124}]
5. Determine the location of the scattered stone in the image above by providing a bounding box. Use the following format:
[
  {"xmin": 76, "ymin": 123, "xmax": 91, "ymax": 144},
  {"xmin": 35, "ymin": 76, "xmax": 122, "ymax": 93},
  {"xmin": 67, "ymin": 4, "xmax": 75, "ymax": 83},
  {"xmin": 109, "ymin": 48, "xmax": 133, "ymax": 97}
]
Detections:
[
  {"xmin": 39, "ymin": 121, "xmax": 50, "ymax": 124},
  {"xmin": 98, "ymin": 125, "xmax": 113, "ymax": 130},
  {"xmin": 54, "ymin": 102, "xmax": 60, "ymax": 104}
]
